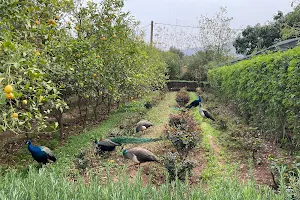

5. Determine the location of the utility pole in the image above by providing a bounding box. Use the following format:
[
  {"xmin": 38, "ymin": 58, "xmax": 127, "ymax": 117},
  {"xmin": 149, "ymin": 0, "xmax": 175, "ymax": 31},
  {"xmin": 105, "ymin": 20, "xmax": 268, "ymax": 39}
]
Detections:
[{"xmin": 150, "ymin": 21, "xmax": 153, "ymax": 47}]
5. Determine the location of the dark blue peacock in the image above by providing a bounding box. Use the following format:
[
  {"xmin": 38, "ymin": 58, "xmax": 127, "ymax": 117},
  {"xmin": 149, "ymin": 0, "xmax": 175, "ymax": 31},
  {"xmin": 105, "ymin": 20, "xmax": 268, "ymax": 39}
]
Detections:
[
  {"xmin": 25, "ymin": 140, "xmax": 57, "ymax": 164},
  {"xmin": 185, "ymin": 96, "xmax": 202, "ymax": 109}
]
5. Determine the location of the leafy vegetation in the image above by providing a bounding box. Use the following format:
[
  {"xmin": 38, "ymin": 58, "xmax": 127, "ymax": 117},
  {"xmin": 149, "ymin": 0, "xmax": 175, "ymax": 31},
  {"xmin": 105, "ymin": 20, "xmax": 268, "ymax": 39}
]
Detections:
[
  {"xmin": 175, "ymin": 87, "xmax": 190, "ymax": 107},
  {"xmin": 0, "ymin": 0, "xmax": 167, "ymax": 139},
  {"xmin": 0, "ymin": 166, "xmax": 293, "ymax": 200},
  {"xmin": 208, "ymin": 47, "xmax": 300, "ymax": 153},
  {"xmin": 166, "ymin": 112, "xmax": 200, "ymax": 158},
  {"xmin": 234, "ymin": 5, "xmax": 300, "ymax": 55}
]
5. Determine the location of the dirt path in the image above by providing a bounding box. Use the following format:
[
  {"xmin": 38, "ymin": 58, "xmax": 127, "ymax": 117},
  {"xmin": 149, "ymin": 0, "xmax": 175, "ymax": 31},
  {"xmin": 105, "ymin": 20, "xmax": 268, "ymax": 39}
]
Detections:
[{"xmin": 208, "ymin": 135, "xmax": 225, "ymax": 165}]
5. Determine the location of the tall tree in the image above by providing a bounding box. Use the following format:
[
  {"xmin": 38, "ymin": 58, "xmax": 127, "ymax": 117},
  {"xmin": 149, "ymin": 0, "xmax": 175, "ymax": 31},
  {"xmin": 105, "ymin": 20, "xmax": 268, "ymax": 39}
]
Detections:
[
  {"xmin": 281, "ymin": 5, "xmax": 300, "ymax": 39},
  {"xmin": 234, "ymin": 6, "xmax": 300, "ymax": 56},
  {"xmin": 233, "ymin": 23, "xmax": 281, "ymax": 55},
  {"xmin": 196, "ymin": 7, "xmax": 236, "ymax": 59}
]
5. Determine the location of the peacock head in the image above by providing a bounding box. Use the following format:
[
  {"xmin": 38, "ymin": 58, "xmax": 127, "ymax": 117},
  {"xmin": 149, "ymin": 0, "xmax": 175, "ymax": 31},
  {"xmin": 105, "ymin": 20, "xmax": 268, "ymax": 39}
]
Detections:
[
  {"xmin": 94, "ymin": 140, "xmax": 98, "ymax": 145},
  {"xmin": 121, "ymin": 145, "xmax": 127, "ymax": 154},
  {"xmin": 198, "ymin": 96, "xmax": 202, "ymax": 102},
  {"xmin": 25, "ymin": 140, "xmax": 32, "ymax": 145}
]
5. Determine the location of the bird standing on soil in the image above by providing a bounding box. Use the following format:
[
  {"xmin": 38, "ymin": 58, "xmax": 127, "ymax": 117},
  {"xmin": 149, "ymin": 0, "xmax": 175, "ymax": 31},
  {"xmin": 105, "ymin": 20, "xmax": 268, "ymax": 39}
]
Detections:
[
  {"xmin": 122, "ymin": 146, "xmax": 159, "ymax": 165},
  {"xmin": 185, "ymin": 96, "xmax": 202, "ymax": 109},
  {"xmin": 136, "ymin": 120, "xmax": 153, "ymax": 133},
  {"xmin": 94, "ymin": 138, "xmax": 121, "ymax": 153},
  {"xmin": 199, "ymin": 104, "xmax": 215, "ymax": 121},
  {"xmin": 25, "ymin": 140, "xmax": 56, "ymax": 164}
]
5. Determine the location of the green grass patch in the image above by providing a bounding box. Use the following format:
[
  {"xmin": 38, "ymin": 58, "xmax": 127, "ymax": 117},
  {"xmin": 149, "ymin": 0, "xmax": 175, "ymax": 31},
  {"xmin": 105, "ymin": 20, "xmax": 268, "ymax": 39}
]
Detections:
[
  {"xmin": 189, "ymin": 92, "xmax": 227, "ymax": 181},
  {"xmin": 0, "ymin": 166, "xmax": 287, "ymax": 200},
  {"xmin": 144, "ymin": 92, "xmax": 177, "ymax": 125}
]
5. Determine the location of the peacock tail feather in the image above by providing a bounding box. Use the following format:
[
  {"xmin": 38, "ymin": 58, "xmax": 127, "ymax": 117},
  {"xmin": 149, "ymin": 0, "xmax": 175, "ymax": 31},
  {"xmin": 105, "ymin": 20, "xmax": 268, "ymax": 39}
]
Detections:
[
  {"xmin": 110, "ymin": 136, "xmax": 165, "ymax": 144},
  {"xmin": 169, "ymin": 106, "xmax": 185, "ymax": 112}
]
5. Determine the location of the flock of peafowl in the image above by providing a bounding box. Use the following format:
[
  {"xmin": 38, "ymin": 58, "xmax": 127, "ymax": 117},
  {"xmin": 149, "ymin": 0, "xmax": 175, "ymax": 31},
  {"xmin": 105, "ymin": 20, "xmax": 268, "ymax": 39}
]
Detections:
[{"xmin": 25, "ymin": 94, "xmax": 215, "ymax": 167}]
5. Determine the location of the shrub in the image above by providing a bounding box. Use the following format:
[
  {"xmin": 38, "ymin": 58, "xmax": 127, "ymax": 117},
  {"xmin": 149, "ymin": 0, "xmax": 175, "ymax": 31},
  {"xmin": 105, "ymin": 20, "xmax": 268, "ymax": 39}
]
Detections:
[
  {"xmin": 74, "ymin": 151, "xmax": 90, "ymax": 174},
  {"xmin": 175, "ymin": 87, "xmax": 190, "ymax": 107},
  {"xmin": 208, "ymin": 47, "xmax": 300, "ymax": 149},
  {"xmin": 163, "ymin": 152, "xmax": 195, "ymax": 182},
  {"xmin": 166, "ymin": 112, "xmax": 200, "ymax": 158}
]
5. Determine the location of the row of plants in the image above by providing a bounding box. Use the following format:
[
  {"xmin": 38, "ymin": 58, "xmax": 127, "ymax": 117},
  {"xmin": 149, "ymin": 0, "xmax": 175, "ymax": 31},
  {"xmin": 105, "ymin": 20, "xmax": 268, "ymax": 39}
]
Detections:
[
  {"xmin": 0, "ymin": 0, "xmax": 167, "ymax": 139},
  {"xmin": 208, "ymin": 47, "xmax": 300, "ymax": 152},
  {"xmin": 163, "ymin": 88, "xmax": 200, "ymax": 181}
]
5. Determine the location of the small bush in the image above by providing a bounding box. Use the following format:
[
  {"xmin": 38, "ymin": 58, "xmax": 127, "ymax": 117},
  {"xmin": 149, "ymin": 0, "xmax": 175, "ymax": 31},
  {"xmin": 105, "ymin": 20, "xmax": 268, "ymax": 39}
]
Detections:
[
  {"xmin": 230, "ymin": 126, "xmax": 263, "ymax": 161},
  {"xmin": 74, "ymin": 151, "xmax": 90, "ymax": 174},
  {"xmin": 163, "ymin": 152, "xmax": 195, "ymax": 182},
  {"xmin": 175, "ymin": 87, "xmax": 190, "ymax": 107},
  {"xmin": 166, "ymin": 112, "xmax": 200, "ymax": 158}
]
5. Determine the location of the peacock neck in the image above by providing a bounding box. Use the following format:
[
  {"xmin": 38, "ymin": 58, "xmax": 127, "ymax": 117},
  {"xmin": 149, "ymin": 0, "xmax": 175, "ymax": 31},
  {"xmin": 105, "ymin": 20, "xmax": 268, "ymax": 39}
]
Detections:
[
  {"xmin": 28, "ymin": 143, "xmax": 40, "ymax": 153},
  {"xmin": 123, "ymin": 149, "xmax": 127, "ymax": 155}
]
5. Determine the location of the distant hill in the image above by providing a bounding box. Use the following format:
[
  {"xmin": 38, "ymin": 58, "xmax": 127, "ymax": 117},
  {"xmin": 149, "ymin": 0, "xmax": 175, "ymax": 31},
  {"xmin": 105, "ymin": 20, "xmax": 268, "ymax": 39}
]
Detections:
[
  {"xmin": 182, "ymin": 45, "xmax": 240, "ymax": 57},
  {"xmin": 182, "ymin": 48, "xmax": 202, "ymax": 56}
]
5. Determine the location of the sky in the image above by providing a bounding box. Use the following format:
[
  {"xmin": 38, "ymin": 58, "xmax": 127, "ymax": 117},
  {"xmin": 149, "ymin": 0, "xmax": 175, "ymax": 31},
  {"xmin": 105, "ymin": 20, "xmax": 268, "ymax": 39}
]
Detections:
[{"xmin": 121, "ymin": 0, "xmax": 295, "ymax": 50}]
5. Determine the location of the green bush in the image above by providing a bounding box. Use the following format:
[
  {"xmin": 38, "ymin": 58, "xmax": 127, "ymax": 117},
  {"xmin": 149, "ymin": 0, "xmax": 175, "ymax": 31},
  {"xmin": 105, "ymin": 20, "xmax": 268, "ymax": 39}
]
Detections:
[
  {"xmin": 166, "ymin": 112, "xmax": 200, "ymax": 158},
  {"xmin": 175, "ymin": 87, "xmax": 190, "ymax": 107},
  {"xmin": 208, "ymin": 47, "xmax": 300, "ymax": 149}
]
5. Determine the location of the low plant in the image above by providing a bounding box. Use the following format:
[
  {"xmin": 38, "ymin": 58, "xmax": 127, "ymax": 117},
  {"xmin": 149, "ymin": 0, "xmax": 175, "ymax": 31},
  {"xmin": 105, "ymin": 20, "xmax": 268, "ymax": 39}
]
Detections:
[
  {"xmin": 175, "ymin": 87, "xmax": 190, "ymax": 107},
  {"xmin": 74, "ymin": 151, "xmax": 90, "ymax": 174},
  {"xmin": 166, "ymin": 112, "xmax": 200, "ymax": 158},
  {"xmin": 163, "ymin": 152, "xmax": 195, "ymax": 182}
]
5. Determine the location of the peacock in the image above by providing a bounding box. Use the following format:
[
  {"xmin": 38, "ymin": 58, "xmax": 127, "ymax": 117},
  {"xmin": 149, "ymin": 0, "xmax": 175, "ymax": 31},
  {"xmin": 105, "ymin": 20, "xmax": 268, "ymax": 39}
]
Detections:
[
  {"xmin": 94, "ymin": 138, "xmax": 121, "ymax": 153},
  {"xmin": 122, "ymin": 146, "xmax": 159, "ymax": 165},
  {"xmin": 136, "ymin": 120, "xmax": 153, "ymax": 133},
  {"xmin": 185, "ymin": 96, "xmax": 202, "ymax": 109},
  {"xmin": 25, "ymin": 140, "xmax": 56, "ymax": 164},
  {"xmin": 199, "ymin": 104, "xmax": 215, "ymax": 121},
  {"xmin": 94, "ymin": 136, "xmax": 164, "ymax": 154}
]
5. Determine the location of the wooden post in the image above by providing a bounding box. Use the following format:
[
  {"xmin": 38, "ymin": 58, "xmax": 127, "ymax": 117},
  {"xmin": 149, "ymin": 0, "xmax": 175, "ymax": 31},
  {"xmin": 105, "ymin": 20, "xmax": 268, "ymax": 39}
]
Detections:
[{"xmin": 150, "ymin": 21, "xmax": 154, "ymax": 47}]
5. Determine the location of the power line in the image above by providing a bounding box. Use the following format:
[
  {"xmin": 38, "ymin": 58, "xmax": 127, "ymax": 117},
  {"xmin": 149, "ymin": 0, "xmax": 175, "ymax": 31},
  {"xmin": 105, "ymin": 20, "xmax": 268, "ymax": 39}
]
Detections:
[
  {"xmin": 154, "ymin": 22, "xmax": 244, "ymax": 30},
  {"xmin": 140, "ymin": 24, "xmax": 151, "ymax": 29}
]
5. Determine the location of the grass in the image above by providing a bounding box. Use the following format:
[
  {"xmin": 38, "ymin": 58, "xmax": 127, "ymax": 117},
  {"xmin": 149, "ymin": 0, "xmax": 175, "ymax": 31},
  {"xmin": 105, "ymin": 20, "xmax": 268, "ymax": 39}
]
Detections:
[
  {"xmin": 144, "ymin": 92, "xmax": 176, "ymax": 124},
  {"xmin": 0, "ymin": 166, "xmax": 288, "ymax": 200},
  {"xmin": 0, "ymin": 91, "xmax": 294, "ymax": 199},
  {"xmin": 188, "ymin": 92, "xmax": 224, "ymax": 181}
]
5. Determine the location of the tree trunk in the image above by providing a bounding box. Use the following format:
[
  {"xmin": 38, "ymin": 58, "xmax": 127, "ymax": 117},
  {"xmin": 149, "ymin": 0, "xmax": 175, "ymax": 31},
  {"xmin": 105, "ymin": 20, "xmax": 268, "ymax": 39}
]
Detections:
[
  {"xmin": 107, "ymin": 96, "xmax": 112, "ymax": 114},
  {"xmin": 54, "ymin": 110, "xmax": 64, "ymax": 140},
  {"xmin": 77, "ymin": 95, "xmax": 83, "ymax": 119},
  {"xmin": 83, "ymin": 106, "xmax": 88, "ymax": 130}
]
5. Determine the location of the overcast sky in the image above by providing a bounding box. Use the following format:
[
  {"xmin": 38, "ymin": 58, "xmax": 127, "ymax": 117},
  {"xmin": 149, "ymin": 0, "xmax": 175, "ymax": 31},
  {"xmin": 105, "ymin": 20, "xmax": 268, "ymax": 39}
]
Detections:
[{"xmin": 122, "ymin": 0, "xmax": 294, "ymax": 50}]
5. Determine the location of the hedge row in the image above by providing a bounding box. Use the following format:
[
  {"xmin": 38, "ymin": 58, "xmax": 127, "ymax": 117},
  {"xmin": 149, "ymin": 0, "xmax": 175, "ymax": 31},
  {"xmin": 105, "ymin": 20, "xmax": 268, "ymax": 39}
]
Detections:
[{"xmin": 208, "ymin": 47, "xmax": 300, "ymax": 143}]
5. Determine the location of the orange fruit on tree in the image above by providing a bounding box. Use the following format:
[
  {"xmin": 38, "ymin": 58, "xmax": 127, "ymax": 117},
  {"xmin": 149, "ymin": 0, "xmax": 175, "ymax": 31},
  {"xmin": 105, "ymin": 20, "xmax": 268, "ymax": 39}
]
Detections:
[
  {"xmin": 12, "ymin": 113, "xmax": 18, "ymax": 118},
  {"xmin": 96, "ymin": 55, "xmax": 100, "ymax": 59},
  {"xmin": 100, "ymin": 36, "xmax": 106, "ymax": 41},
  {"xmin": 92, "ymin": 73, "xmax": 97, "ymax": 77},
  {"xmin": 4, "ymin": 85, "xmax": 13, "ymax": 93},
  {"xmin": 6, "ymin": 92, "xmax": 14, "ymax": 99},
  {"xmin": 35, "ymin": 20, "xmax": 40, "ymax": 25}
]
